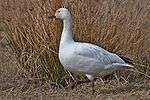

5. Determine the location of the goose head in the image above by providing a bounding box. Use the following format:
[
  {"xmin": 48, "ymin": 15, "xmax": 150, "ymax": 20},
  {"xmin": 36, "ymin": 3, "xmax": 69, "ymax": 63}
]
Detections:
[{"xmin": 49, "ymin": 8, "xmax": 71, "ymax": 20}]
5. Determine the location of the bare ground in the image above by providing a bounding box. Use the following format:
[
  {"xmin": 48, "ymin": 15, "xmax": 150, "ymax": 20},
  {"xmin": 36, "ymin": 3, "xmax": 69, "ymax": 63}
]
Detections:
[{"xmin": 0, "ymin": 43, "xmax": 150, "ymax": 100}]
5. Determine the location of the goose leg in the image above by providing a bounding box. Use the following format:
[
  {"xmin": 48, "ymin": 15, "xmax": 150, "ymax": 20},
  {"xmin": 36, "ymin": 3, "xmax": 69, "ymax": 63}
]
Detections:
[
  {"xmin": 86, "ymin": 74, "xmax": 95, "ymax": 94},
  {"xmin": 91, "ymin": 80, "xmax": 95, "ymax": 94},
  {"xmin": 70, "ymin": 79, "xmax": 91, "ymax": 89}
]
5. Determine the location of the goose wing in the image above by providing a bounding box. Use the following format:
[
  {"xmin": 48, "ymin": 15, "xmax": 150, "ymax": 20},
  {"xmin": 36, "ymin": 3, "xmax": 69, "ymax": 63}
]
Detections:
[{"xmin": 74, "ymin": 42, "xmax": 125, "ymax": 66}]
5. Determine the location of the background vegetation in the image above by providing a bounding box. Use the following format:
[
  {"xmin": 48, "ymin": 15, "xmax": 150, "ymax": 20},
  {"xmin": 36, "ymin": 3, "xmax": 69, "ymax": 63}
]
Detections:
[{"xmin": 0, "ymin": 0, "xmax": 150, "ymax": 99}]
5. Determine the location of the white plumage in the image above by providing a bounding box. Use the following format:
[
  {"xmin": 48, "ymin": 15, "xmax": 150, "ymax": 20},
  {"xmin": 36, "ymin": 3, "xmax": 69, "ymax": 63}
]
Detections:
[{"xmin": 49, "ymin": 8, "xmax": 133, "ymax": 92}]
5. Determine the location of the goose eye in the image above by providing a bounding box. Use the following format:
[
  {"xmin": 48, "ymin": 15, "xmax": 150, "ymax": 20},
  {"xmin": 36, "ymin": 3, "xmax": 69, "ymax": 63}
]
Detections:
[{"xmin": 58, "ymin": 11, "xmax": 60, "ymax": 13}]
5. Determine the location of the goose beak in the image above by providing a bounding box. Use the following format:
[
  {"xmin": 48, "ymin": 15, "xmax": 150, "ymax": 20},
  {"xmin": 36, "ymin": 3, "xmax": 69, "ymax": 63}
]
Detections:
[{"xmin": 48, "ymin": 15, "xmax": 56, "ymax": 19}]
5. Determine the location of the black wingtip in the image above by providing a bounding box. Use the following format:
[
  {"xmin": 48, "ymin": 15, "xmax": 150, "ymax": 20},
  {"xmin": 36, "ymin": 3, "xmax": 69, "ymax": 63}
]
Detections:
[
  {"xmin": 118, "ymin": 54, "xmax": 134, "ymax": 65},
  {"xmin": 48, "ymin": 16, "xmax": 56, "ymax": 19}
]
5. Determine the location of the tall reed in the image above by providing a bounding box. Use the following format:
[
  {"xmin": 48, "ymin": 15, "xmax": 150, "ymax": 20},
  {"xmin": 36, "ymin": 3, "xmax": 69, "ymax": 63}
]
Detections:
[{"xmin": 1, "ymin": 0, "xmax": 149, "ymax": 85}]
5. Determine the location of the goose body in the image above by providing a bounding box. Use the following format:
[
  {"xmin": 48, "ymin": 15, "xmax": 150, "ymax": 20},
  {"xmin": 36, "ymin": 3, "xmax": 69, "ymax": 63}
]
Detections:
[
  {"xmin": 49, "ymin": 8, "xmax": 133, "ymax": 91},
  {"xmin": 59, "ymin": 42, "xmax": 126, "ymax": 76}
]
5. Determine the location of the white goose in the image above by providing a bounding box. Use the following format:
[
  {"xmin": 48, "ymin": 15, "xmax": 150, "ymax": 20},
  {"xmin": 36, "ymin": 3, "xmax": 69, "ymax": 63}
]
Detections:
[{"xmin": 49, "ymin": 8, "xmax": 133, "ymax": 93}]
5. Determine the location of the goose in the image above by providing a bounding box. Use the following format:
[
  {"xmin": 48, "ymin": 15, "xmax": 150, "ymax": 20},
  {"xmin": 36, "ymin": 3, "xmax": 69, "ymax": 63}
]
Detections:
[{"xmin": 49, "ymin": 8, "xmax": 133, "ymax": 93}]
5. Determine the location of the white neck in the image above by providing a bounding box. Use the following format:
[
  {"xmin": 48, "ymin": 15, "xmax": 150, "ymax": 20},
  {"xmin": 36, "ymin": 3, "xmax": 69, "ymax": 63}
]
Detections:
[{"xmin": 59, "ymin": 16, "xmax": 74, "ymax": 49}]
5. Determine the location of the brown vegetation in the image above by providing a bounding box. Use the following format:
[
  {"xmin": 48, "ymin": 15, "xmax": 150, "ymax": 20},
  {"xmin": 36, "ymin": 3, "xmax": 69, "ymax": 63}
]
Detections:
[{"xmin": 0, "ymin": 0, "xmax": 150, "ymax": 99}]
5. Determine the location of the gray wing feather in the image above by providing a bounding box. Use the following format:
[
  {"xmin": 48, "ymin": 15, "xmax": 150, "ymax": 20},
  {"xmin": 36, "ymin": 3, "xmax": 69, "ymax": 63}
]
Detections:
[{"xmin": 74, "ymin": 43, "xmax": 125, "ymax": 65}]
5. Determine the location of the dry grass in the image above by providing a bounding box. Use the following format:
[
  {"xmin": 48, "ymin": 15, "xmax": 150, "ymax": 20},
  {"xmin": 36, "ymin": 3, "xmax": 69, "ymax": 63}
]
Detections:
[
  {"xmin": 0, "ymin": 0, "xmax": 150, "ymax": 99},
  {"xmin": 0, "ymin": 0, "xmax": 67, "ymax": 86}
]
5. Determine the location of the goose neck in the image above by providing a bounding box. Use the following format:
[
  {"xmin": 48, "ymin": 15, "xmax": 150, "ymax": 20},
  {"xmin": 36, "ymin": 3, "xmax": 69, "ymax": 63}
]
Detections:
[{"xmin": 60, "ymin": 17, "xmax": 74, "ymax": 45}]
